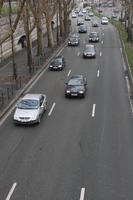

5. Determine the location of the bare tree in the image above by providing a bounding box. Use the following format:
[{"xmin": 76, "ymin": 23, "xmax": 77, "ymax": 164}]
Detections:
[
  {"xmin": 29, "ymin": 0, "xmax": 44, "ymax": 56},
  {"xmin": 42, "ymin": 0, "xmax": 58, "ymax": 48}
]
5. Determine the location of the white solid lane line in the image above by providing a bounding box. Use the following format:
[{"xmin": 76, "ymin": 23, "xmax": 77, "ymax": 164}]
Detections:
[
  {"xmin": 48, "ymin": 102, "xmax": 56, "ymax": 116},
  {"xmin": 67, "ymin": 70, "xmax": 71, "ymax": 77},
  {"xmin": 80, "ymin": 188, "xmax": 85, "ymax": 200},
  {"xmin": 101, "ymin": 40, "xmax": 103, "ymax": 44},
  {"xmin": 6, "ymin": 182, "xmax": 17, "ymax": 200},
  {"xmin": 100, "ymin": 51, "xmax": 102, "ymax": 57},
  {"xmin": 97, "ymin": 70, "xmax": 100, "ymax": 77},
  {"xmin": 92, "ymin": 104, "xmax": 96, "ymax": 117}
]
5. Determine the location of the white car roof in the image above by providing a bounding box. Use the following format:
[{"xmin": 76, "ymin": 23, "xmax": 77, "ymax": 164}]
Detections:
[
  {"xmin": 22, "ymin": 94, "xmax": 46, "ymax": 100},
  {"xmin": 85, "ymin": 44, "xmax": 94, "ymax": 48}
]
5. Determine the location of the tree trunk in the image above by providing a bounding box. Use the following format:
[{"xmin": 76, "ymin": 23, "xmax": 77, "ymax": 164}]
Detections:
[
  {"xmin": 127, "ymin": 4, "xmax": 133, "ymax": 42},
  {"xmin": 59, "ymin": 1, "xmax": 65, "ymax": 37},
  {"xmin": 23, "ymin": 3, "xmax": 34, "ymax": 72},
  {"xmin": 45, "ymin": 17, "xmax": 54, "ymax": 48}
]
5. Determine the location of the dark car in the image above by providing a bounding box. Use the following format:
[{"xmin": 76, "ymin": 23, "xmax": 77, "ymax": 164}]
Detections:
[
  {"xmin": 70, "ymin": 33, "xmax": 80, "ymax": 42},
  {"xmin": 68, "ymin": 36, "xmax": 79, "ymax": 46},
  {"xmin": 78, "ymin": 25, "xmax": 87, "ymax": 33},
  {"xmin": 92, "ymin": 20, "xmax": 99, "ymax": 27},
  {"xmin": 49, "ymin": 56, "xmax": 65, "ymax": 71},
  {"xmin": 89, "ymin": 32, "xmax": 99, "ymax": 42},
  {"xmin": 83, "ymin": 44, "xmax": 96, "ymax": 58},
  {"xmin": 65, "ymin": 75, "xmax": 87, "ymax": 98}
]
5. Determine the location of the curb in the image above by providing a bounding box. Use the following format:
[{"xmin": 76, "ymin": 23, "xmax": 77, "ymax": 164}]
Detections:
[
  {"xmin": 117, "ymin": 29, "xmax": 133, "ymax": 99},
  {"xmin": 0, "ymin": 39, "xmax": 68, "ymax": 121}
]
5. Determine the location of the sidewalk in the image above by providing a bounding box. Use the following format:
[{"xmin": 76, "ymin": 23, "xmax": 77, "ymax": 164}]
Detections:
[{"xmin": 0, "ymin": 27, "xmax": 67, "ymax": 116}]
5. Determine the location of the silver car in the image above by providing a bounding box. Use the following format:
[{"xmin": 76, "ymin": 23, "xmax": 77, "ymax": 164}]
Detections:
[{"xmin": 14, "ymin": 93, "xmax": 47, "ymax": 124}]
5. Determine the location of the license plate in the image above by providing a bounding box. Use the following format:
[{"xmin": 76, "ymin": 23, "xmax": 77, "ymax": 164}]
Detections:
[{"xmin": 71, "ymin": 93, "xmax": 78, "ymax": 96}]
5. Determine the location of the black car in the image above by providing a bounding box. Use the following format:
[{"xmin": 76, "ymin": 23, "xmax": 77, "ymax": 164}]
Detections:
[
  {"xmin": 49, "ymin": 56, "xmax": 65, "ymax": 71},
  {"xmin": 68, "ymin": 36, "xmax": 79, "ymax": 46},
  {"xmin": 89, "ymin": 32, "xmax": 99, "ymax": 42},
  {"xmin": 65, "ymin": 75, "xmax": 87, "ymax": 98},
  {"xmin": 78, "ymin": 25, "xmax": 87, "ymax": 33},
  {"xmin": 83, "ymin": 44, "xmax": 96, "ymax": 58}
]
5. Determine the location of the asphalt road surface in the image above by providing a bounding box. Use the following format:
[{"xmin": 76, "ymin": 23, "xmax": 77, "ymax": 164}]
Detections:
[{"xmin": 0, "ymin": 12, "xmax": 133, "ymax": 200}]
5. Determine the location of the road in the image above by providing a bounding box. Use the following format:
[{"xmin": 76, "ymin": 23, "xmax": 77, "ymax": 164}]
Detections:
[{"xmin": 0, "ymin": 11, "xmax": 133, "ymax": 200}]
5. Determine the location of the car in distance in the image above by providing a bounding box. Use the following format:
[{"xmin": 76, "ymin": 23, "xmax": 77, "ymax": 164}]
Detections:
[
  {"xmin": 92, "ymin": 20, "xmax": 99, "ymax": 27},
  {"xmin": 14, "ymin": 94, "xmax": 47, "ymax": 124},
  {"xmin": 101, "ymin": 17, "xmax": 109, "ymax": 24},
  {"xmin": 68, "ymin": 36, "xmax": 79, "ymax": 46},
  {"xmin": 72, "ymin": 12, "xmax": 77, "ymax": 18},
  {"xmin": 82, "ymin": 8, "xmax": 87, "ymax": 14},
  {"xmin": 88, "ymin": 12, "xmax": 94, "ymax": 17},
  {"xmin": 70, "ymin": 33, "xmax": 80, "ymax": 42},
  {"xmin": 85, "ymin": 15, "xmax": 91, "ymax": 21},
  {"xmin": 83, "ymin": 44, "xmax": 96, "ymax": 58},
  {"xmin": 78, "ymin": 25, "xmax": 87, "ymax": 33},
  {"xmin": 65, "ymin": 75, "xmax": 87, "ymax": 98},
  {"xmin": 77, "ymin": 18, "xmax": 84, "ymax": 26},
  {"xmin": 78, "ymin": 11, "xmax": 84, "ymax": 17},
  {"xmin": 89, "ymin": 32, "xmax": 99, "ymax": 42},
  {"xmin": 49, "ymin": 56, "xmax": 65, "ymax": 71}
]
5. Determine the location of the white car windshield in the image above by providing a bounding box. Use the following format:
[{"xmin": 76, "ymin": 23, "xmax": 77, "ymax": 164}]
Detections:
[{"xmin": 18, "ymin": 99, "xmax": 39, "ymax": 109}]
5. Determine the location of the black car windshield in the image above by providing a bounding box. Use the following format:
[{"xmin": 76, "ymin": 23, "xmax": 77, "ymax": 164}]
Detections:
[
  {"xmin": 68, "ymin": 79, "xmax": 83, "ymax": 86},
  {"xmin": 18, "ymin": 99, "xmax": 39, "ymax": 109},
  {"xmin": 90, "ymin": 32, "xmax": 97, "ymax": 37},
  {"xmin": 51, "ymin": 59, "xmax": 61, "ymax": 65}
]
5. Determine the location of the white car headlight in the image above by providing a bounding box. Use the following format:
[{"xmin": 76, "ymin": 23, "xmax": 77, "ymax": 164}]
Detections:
[
  {"xmin": 66, "ymin": 90, "xmax": 70, "ymax": 93},
  {"xmin": 58, "ymin": 65, "xmax": 62, "ymax": 68},
  {"xmin": 79, "ymin": 90, "xmax": 84, "ymax": 94},
  {"xmin": 49, "ymin": 65, "xmax": 53, "ymax": 68}
]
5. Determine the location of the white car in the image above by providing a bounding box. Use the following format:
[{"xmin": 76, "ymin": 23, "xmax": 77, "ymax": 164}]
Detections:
[
  {"xmin": 72, "ymin": 12, "xmax": 77, "ymax": 18},
  {"xmin": 82, "ymin": 9, "xmax": 87, "ymax": 14},
  {"xmin": 101, "ymin": 17, "xmax": 109, "ymax": 24},
  {"xmin": 89, "ymin": 12, "xmax": 94, "ymax": 17},
  {"xmin": 14, "ymin": 93, "xmax": 47, "ymax": 124}
]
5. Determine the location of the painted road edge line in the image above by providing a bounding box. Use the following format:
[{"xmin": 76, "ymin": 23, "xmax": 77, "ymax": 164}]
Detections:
[
  {"xmin": 80, "ymin": 188, "xmax": 85, "ymax": 200},
  {"xmin": 67, "ymin": 70, "xmax": 71, "ymax": 77},
  {"xmin": 97, "ymin": 70, "xmax": 100, "ymax": 77},
  {"xmin": 6, "ymin": 182, "xmax": 17, "ymax": 200},
  {"xmin": 48, "ymin": 103, "xmax": 56, "ymax": 116},
  {"xmin": 92, "ymin": 104, "xmax": 96, "ymax": 117}
]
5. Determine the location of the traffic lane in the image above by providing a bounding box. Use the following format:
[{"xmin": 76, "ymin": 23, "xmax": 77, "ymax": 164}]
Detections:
[
  {"xmin": 1, "ymin": 59, "xmax": 100, "ymax": 199},
  {"xmin": 0, "ymin": 31, "xmax": 101, "ymax": 199},
  {"xmin": 84, "ymin": 23, "xmax": 133, "ymax": 199}
]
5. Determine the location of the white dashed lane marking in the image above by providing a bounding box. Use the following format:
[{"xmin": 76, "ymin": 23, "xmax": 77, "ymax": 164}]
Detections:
[
  {"xmin": 100, "ymin": 51, "xmax": 102, "ymax": 57},
  {"xmin": 92, "ymin": 104, "xmax": 96, "ymax": 117},
  {"xmin": 48, "ymin": 103, "xmax": 56, "ymax": 116},
  {"xmin": 6, "ymin": 182, "xmax": 17, "ymax": 200},
  {"xmin": 97, "ymin": 70, "xmax": 100, "ymax": 77},
  {"xmin": 80, "ymin": 188, "xmax": 85, "ymax": 200},
  {"xmin": 67, "ymin": 70, "xmax": 71, "ymax": 77}
]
